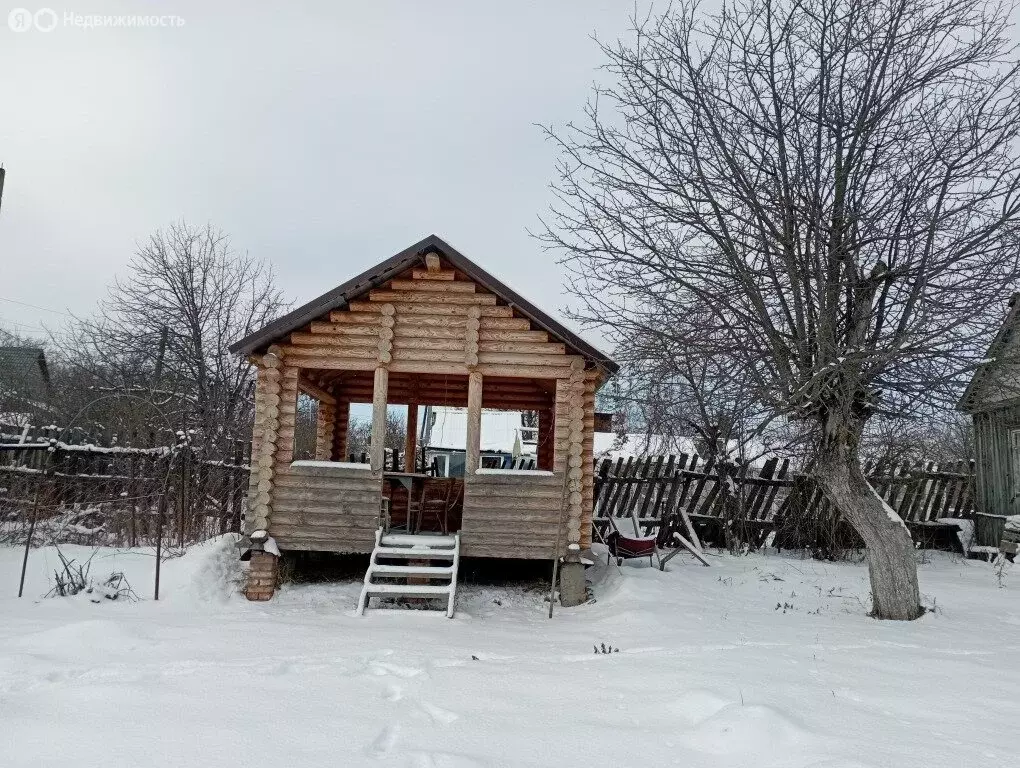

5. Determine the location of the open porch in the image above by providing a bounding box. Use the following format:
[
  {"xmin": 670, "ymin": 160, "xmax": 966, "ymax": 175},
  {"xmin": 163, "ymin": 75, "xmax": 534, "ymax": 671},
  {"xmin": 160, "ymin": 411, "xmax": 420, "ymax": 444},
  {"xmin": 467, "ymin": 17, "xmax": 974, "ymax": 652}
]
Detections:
[{"xmin": 229, "ymin": 235, "xmax": 617, "ymax": 601}]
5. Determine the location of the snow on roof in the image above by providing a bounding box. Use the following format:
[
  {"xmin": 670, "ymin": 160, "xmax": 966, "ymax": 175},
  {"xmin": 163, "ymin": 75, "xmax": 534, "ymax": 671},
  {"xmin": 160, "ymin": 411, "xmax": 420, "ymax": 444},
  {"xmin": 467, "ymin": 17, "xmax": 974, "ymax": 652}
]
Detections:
[
  {"xmin": 594, "ymin": 432, "xmax": 691, "ymax": 460},
  {"xmin": 594, "ymin": 432, "xmax": 774, "ymax": 468},
  {"xmin": 425, "ymin": 407, "xmax": 536, "ymax": 455}
]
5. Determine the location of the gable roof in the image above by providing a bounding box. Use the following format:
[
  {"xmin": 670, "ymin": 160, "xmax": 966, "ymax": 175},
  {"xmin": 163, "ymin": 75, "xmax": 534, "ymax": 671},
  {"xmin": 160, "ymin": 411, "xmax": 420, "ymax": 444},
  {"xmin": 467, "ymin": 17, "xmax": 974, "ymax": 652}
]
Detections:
[
  {"xmin": 958, "ymin": 293, "xmax": 1020, "ymax": 412},
  {"xmin": 0, "ymin": 346, "xmax": 50, "ymax": 392},
  {"xmin": 229, "ymin": 234, "xmax": 618, "ymax": 377}
]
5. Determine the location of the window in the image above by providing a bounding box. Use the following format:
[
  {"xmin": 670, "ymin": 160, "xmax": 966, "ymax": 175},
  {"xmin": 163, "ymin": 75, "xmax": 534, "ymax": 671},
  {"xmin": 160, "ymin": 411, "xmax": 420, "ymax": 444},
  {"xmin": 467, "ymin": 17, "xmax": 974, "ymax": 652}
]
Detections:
[{"xmin": 480, "ymin": 454, "xmax": 504, "ymax": 469}]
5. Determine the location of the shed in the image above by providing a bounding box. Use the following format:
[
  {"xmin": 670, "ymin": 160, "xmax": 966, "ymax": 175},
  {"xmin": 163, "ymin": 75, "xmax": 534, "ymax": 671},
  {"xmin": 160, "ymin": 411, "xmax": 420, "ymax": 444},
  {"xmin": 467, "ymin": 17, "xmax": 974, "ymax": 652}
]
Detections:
[
  {"xmin": 230, "ymin": 235, "xmax": 617, "ymax": 600},
  {"xmin": 958, "ymin": 293, "xmax": 1020, "ymax": 541}
]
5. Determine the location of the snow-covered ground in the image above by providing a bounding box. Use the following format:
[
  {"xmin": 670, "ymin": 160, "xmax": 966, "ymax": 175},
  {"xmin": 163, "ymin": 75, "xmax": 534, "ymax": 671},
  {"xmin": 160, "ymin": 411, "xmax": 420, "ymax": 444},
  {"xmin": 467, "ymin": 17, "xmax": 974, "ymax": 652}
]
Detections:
[{"xmin": 1, "ymin": 539, "xmax": 1017, "ymax": 767}]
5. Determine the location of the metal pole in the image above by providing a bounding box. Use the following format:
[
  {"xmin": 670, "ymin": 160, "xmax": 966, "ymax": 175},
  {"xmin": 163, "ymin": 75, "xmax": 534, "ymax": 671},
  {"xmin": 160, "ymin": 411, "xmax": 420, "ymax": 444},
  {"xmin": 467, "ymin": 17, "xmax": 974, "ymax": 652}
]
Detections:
[
  {"xmin": 18, "ymin": 469, "xmax": 44, "ymax": 597},
  {"xmin": 18, "ymin": 443, "xmax": 53, "ymax": 597},
  {"xmin": 547, "ymin": 466, "xmax": 572, "ymax": 619},
  {"xmin": 154, "ymin": 490, "xmax": 164, "ymax": 600}
]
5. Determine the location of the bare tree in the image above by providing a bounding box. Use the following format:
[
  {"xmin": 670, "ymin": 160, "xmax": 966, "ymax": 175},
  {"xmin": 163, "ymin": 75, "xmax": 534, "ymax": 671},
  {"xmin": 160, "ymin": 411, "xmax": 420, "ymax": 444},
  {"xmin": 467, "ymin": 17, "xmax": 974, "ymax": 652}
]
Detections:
[
  {"xmin": 542, "ymin": 0, "xmax": 1020, "ymax": 619},
  {"xmin": 56, "ymin": 222, "xmax": 287, "ymax": 455},
  {"xmin": 347, "ymin": 411, "xmax": 407, "ymax": 460}
]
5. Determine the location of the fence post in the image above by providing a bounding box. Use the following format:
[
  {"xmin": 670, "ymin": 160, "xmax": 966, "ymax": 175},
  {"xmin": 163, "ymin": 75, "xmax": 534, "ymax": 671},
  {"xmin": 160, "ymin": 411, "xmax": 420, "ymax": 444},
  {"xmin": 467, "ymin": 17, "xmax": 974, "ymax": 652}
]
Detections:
[
  {"xmin": 178, "ymin": 430, "xmax": 190, "ymax": 548},
  {"xmin": 231, "ymin": 439, "xmax": 244, "ymax": 533},
  {"xmin": 18, "ymin": 441, "xmax": 55, "ymax": 598},
  {"xmin": 129, "ymin": 430, "xmax": 138, "ymax": 547},
  {"xmin": 154, "ymin": 487, "xmax": 166, "ymax": 600}
]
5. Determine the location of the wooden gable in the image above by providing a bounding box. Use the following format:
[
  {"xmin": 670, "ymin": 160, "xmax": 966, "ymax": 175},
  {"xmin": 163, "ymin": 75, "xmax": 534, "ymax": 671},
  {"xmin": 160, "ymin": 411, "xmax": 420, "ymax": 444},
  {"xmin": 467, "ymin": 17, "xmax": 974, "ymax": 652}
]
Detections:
[{"xmin": 277, "ymin": 255, "xmax": 587, "ymax": 382}]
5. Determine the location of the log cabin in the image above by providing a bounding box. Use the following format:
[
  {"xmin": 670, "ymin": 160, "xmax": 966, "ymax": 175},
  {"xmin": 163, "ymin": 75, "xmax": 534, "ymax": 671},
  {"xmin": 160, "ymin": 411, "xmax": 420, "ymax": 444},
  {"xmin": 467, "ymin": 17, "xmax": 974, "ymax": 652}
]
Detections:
[{"xmin": 229, "ymin": 235, "xmax": 618, "ymax": 607}]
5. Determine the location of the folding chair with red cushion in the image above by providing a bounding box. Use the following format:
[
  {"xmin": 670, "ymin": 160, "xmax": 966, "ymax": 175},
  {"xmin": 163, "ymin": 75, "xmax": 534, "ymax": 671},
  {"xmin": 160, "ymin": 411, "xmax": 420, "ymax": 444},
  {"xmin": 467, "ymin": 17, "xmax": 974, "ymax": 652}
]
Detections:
[{"xmin": 604, "ymin": 517, "xmax": 661, "ymax": 568}]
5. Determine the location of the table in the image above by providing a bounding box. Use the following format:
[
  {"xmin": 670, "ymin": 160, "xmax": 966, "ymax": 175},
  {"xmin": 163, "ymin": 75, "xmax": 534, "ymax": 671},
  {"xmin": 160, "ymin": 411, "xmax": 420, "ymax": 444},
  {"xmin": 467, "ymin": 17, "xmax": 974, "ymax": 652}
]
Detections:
[{"xmin": 382, "ymin": 471, "xmax": 430, "ymax": 492}]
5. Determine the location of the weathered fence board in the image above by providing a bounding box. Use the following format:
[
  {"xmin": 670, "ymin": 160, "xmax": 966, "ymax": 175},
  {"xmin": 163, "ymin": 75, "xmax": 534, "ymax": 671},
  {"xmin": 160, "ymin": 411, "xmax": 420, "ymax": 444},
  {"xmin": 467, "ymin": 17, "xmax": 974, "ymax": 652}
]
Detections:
[
  {"xmin": 594, "ymin": 455, "xmax": 976, "ymax": 552},
  {"xmin": 0, "ymin": 424, "xmax": 251, "ymax": 548}
]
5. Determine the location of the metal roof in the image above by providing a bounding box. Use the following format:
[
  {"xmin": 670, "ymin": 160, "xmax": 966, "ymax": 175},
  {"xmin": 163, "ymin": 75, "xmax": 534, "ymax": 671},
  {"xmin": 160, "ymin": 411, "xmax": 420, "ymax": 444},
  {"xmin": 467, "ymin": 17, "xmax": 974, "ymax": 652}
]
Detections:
[{"xmin": 228, "ymin": 234, "xmax": 618, "ymax": 377}]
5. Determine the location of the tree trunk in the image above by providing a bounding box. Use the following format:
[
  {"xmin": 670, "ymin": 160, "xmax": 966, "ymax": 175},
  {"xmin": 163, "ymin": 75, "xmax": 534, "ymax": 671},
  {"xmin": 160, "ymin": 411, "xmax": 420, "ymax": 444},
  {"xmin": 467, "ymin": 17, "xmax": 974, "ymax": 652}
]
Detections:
[{"xmin": 814, "ymin": 439, "xmax": 923, "ymax": 621}]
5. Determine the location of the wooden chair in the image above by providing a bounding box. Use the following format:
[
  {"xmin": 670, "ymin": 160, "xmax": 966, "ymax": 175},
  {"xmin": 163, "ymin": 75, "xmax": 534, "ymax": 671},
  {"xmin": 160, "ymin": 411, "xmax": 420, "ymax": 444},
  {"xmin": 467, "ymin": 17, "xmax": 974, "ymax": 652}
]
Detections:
[
  {"xmin": 595, "ymin": 512, "xmax": 711, "ymax": 570},
  {"xmin": 416, "ymin": 479, "xmax": 462, "ymax": 534},
  {"xmin": 596, "ymin": 514, "xmax": 661, "ymax": 568}
]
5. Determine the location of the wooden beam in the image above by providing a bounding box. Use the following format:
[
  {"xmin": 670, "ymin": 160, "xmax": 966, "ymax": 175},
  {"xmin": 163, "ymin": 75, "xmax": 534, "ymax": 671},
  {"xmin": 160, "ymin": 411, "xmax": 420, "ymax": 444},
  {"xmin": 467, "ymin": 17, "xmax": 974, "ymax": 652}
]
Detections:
[
  {"xmin": 368, "ymin": 290, "xmax": 498, "ymax": 306},
  {"xmin": 370, "ymin": 366, "xmax": 389, "ymax": 473},
  {"xmin": 347, "ymin": 302, "xmax": 514, "ymax": 318},
  {"xmin": 390, "ymin": 279, "xmax": 475, "ymax": 293},
  {"xmin": 412, "ymin": 268, "xmax": 455, "ymax": 280},
  {"xmin": 298, "ymin": 376, "xmax": 337, "ymax": 405},
  {"xmin": 405, "ymin": 402, "xmax": 419, "ymax": 472},
  {"xmin": 465, "ymin": 371, "xmax": 483, "ymax": 476}
]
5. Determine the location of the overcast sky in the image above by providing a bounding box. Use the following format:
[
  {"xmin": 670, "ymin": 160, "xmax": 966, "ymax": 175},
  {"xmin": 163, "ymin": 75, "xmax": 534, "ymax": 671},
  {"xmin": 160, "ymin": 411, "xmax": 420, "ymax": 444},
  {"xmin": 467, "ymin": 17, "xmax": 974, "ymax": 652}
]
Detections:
[{"xmin": 0, "ymin": 1, "xmax": 641, "ymax": 351}]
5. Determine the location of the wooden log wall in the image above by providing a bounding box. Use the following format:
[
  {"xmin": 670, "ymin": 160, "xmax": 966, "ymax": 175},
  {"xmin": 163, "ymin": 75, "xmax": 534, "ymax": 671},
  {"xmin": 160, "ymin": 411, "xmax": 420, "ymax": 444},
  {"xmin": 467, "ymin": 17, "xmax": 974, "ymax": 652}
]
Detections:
[
  {"xmin": 460, "ymin": 471, "xmax": 564, "ymax": 558},
  {"xmin": 327, "ymin": 372, "xmax": 555, "ymax": 411},
  {"xmin": 552, "ymin": 364, "xmax": 597, "ymax": 549},
  {"xmin": 279, "ymin": 261, "xmax": 585, "ymax": 381},
  {"xmin": 270, "ymin": 462, "xmax": 382, "ymax": 552}
]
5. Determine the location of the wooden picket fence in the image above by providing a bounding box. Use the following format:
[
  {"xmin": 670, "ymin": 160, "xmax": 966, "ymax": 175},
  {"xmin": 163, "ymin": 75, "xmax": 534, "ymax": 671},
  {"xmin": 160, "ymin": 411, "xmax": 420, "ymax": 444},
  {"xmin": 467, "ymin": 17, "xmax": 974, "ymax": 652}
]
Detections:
[
  {"xmin": 594, "ymin": 454, "xmax": 975, "ymax": 552},
  {"xmin": 0, "ymin": 422, "xmax": 251, "ymax": 548}
]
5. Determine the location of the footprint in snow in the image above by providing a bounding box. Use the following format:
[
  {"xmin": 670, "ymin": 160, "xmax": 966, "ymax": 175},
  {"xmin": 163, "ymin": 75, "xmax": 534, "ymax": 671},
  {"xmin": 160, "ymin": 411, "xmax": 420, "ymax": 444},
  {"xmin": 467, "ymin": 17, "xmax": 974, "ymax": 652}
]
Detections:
[
  {"xmin": 384, "ymin": 683, "xmax": 403, "ymax": 702},
  {"xmin": 370, "ymin": 661, "xmax": 424, "ymax": 678},
  {"xmin": 420, "ymin": 701, "xmax": 459, "ymax": 725},
  {"xmin": 368, "ymin": 723, "xmax": 400, "ymax": 757},
  {"xmin": 412, "ymin": 751, "xmax": 488, "ymax": 767}
]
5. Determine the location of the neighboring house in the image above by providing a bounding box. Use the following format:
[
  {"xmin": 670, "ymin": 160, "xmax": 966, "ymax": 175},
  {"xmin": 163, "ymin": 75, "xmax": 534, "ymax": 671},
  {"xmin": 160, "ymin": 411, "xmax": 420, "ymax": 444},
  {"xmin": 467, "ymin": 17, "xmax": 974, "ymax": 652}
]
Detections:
[
  {"xmin": 958, "ymin": 293, "xmax": 1020, "ymax": 521},
  {"xmin": 0, "ymin": 346, "xmax": 52, "ymax": 426},
  {"xmin": 422, "ymin": 406, "xmax": 538, "ymax": 476}
]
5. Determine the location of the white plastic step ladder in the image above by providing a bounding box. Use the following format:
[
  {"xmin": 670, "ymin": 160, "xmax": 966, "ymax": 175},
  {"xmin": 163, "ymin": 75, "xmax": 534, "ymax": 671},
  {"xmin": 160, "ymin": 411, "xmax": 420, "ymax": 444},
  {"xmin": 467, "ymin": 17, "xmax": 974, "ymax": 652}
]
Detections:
[{"xmin": 357, "ymin": 529, "xmax": 460, "ymax": 618}]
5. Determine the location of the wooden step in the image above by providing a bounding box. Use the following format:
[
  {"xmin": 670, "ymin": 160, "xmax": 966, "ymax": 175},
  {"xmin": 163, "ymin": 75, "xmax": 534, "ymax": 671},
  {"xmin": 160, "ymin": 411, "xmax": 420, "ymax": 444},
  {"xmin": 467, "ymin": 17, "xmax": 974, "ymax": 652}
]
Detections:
[
  {"xmin": 380, "ymin": 533, "xmax": 457, "ymax": 548},
  {"xmin": 373, "ymin": 547, "xmax": 456, "ymax": 559},
  {"xmin": 361, "ymin": 583, "xmax": 454, "ymax": 596},
  {"xmin": 359, "ymin": 528, "xmax": 461, "ymax": 618},
  {"xmin": 369, "ymin": 564, "xmax": 455, "ymax": 577}
]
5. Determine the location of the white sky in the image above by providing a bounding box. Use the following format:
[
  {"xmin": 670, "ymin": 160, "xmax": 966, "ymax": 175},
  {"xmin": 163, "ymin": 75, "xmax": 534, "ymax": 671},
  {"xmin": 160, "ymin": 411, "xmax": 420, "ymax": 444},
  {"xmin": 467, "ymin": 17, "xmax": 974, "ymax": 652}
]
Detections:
[{"xmin": 0, "ymin": 1, "xmax": 640, "ymax": 349}]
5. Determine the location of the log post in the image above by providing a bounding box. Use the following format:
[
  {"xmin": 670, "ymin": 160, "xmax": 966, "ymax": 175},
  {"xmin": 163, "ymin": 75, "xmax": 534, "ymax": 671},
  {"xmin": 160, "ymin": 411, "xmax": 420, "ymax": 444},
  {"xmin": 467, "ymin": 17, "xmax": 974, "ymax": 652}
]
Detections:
[
  {"xmin": 248, "ymin": 351, "xmax": 283, "ymax": 533},
  {"xmin": 406, "ymin": 402, "xmax": 419, "ymax": 472},
  {"xmin": 314, "ymin": 400, "xmax": 336, "ymax": 461},
  {"xmin": 370, "ymin": 365, "xmax": 389, "ymax": 473},
  {"xmin": 537, "ymin": 407, "xmax": 554, "ymax": 471},
  {"xmin": 465, "ymin": 371, "xmax": 483, "ymax": 475},
  {"xmin": 555, "ymin": 359, "xmax": 588, "ymax": 607},
  {"xmin": 333, "ymin": 400, "xmax": 350, "ymax": 461}
]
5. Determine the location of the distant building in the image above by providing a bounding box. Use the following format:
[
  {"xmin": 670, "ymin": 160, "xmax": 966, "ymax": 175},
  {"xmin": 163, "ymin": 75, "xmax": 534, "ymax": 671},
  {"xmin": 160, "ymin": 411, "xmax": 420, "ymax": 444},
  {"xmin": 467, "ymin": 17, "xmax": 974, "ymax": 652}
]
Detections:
[
  {"xmin": 422, "ymin": 406, "xmax": 537, "ymax": 476},
  {"xmin": 0, "ymin": 346, "xmax": 52, "ymax": 426},
  {"xmin": 959, "ymin": 294, "xmax": 1020, "ymax": 523}
]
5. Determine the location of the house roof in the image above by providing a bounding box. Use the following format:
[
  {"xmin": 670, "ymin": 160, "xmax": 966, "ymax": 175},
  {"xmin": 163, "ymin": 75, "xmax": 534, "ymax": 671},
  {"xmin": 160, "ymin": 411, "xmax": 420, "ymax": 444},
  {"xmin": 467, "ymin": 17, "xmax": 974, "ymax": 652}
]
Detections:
[
  {"xmin": 0, "ymin": 346, "xmax": 50, "ymax": 392},
  {"xmin": 228, "ymin": 234, "xmax": 618, "ymax": 377},
  {"xmin": 958, "ymin": 293, "xmax": 1020, "ymax": 412}
]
